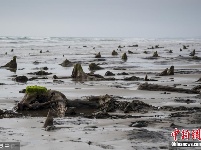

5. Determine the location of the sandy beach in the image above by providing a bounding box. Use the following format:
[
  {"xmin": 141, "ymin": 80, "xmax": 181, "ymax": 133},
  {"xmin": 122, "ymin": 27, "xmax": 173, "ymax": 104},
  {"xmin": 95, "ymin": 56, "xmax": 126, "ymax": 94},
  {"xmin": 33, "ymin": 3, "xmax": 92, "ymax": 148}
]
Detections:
[{"xmin": 0, "ymin": 37, "xmax": 201, "ymax": 150}]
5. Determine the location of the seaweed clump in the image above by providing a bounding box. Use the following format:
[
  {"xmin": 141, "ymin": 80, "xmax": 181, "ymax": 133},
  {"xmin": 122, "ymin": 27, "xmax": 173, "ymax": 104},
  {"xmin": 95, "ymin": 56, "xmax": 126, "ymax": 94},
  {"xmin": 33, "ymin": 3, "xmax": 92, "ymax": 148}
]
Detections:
[{"xmin": 26, "ymin": 85, "xmax": 47, "ymax": 94}]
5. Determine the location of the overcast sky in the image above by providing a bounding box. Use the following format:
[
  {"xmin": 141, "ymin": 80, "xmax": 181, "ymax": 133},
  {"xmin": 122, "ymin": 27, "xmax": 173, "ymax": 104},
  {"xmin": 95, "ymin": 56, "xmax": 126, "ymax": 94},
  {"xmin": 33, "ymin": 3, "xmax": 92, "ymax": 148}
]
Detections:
[{"xmin": 0, "ymin": 0, "xmax": 200, "ymax": 38}]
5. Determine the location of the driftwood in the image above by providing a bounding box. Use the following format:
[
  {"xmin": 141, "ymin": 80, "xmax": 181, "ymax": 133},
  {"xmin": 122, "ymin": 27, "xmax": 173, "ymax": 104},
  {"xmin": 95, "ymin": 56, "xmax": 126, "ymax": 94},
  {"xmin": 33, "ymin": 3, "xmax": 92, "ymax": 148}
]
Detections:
[{"xmin": 138, "ymin": 83, "xmax": 199, "ymax": 94}]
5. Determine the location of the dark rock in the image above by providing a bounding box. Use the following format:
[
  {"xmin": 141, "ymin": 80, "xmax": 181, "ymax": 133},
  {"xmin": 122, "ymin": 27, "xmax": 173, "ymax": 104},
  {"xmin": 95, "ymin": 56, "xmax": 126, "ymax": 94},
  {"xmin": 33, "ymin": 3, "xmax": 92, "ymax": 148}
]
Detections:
[
  {"xmin": 95, "ymin": 52, "xmax": 101, "ymax": 58},
  {"xmin": 168, "ymin": 50, "xmax": 173, "ymax": 53},
  {"xmin": 145, "ymin": 75, "xmax": 148, "ymax": 81},
  {"xmin": 190, "ymin": 49, "xmax": 195, "ymax": 56},
  {"xmin": 0, "ymin": 109, "xmax": 4, "ymax": 115},
  {"xmin": 128, "ymin": 50, "xmax": 134, "ymax": 54},
  {"xmin": 96, "ymin": 59, "xmax": 105, "ymax": 61},
  {"xmin": 33, "ymin": 61, "xmax": 40, "ymax": 65},
  {"xmin": 158, "ymin": 66, "xmax": 174, "ymax": 76},
  {"xmin": 28, "ymin": 77, "xmax": 48, "ymax": 81},
  {"xmin": 15, "ymin": 76, "xmax": 28, "ymax": 83},
  {"xmin": 180, "ymin": 48, "xmax": 182, "ymax": 51},
  {"xmin": 94, "ymin": 111, "xmax": 110, "ymax": 119},
  {"xmin": 59, "ymin": 59, "xmax": 72, "ymax": 67},
  {"xmin": 129, "ymin": 121, "xmax": 148, "ymax": 127},
  {"xmin": 167, "ymin": 66, "xmax": 174, "ymax": 75},
  {"xmin": 112, "ymin": 50, "xmax": 118, "ymax": 55},
  {"xmin": 89, "ymin": 63, "xmax": 103, "ymax": 70},
  {"xmin": 105, "ymin": 71, "xmax": 115, "ymax": 76},
  {"xmin": 11, "ymin": 49, "xmax": 14, "ymax": 52},
  {"xmin": 45, "ymin": 125, "xmax": 56, "ymax": 131},
  {"xmin": 87, "ymin": 73, "xmax": 104, "ymax": 79},
  {"xmin": 117, "ymin": 72, "xmax": 129, "ymax": 75},
  {"xmin": 122, "ymin": 53, "xmax": 127, "ymax": 60},
  {"xmin": 124, "ymin": 76, "xmax": 144, "ymax": 81},
  {"xmin": 28, "ymin": 71, "xmax": 52, "ymax": 75},
  {"xmin": 53, "ymin": 75, "xmax": 58, "ymax": 79},
  {"xmin": 128, "ymin": 44, "xmax": 138, "ymax": 47},
  {"xmin": 183, "ymin": 45, "xmax": 187, "ymax": 49},
  {"xmin": 19, "ymin": 89, "xmax": 26, "ymax": 93},
  {"xmin": 65, "ymin": 107, "xmax": 76, "ymax": 115},
  {"xmin": 40, "ymin": 50, "xmax": 42, "ymax": 53},
  {"xmin": 42, "ymin": 67, "xmax": 48, "ymax": 70},
  {"xmin": 191, "ymin": 85, "xmax": 201, "ymax": 92},
  {"xmin": 83, "ymin": 46, "xmax": 87, "ymax": 47},
  {"xmin": 118, "ymin": 45, "xmax": 124, "ymax": 48},
  {"xmin": 152, "ymin": 51, "xmax": 159, "ymax": 57},
  {"xmin": 1, "ymin": 56, "xmax": 17, "ymax": 69},
  {"xmin": 158, "ymin": 68, "xmax": 168, "ymax": 76}
]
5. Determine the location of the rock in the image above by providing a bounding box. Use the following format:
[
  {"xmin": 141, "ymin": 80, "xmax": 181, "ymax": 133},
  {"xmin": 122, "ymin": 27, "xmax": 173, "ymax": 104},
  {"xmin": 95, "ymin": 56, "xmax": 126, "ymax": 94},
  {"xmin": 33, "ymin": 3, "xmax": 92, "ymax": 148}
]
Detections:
[
  {"xmin": 89, "ymin": 63, "xmax": 103, "ymax": 70},
  {"xmin": 167, "ymin": 66, "xmax": 174, "ymax": 75},
  {"xmin": 183, "ymin": 45, "xmax": 187, "ymax": 49},
  {"xmin": 129, "ymin": 121, "xmax": 148, "ymax": 127},
  {"xmin": 190, "ymin": 49, "xmax": 195, "ymax": 56},
  {"xmin": 65, "ymin": 107, "xmax": 76, "ymax": 115},
  {"xmin": 1, "ymin": 56, "xmax": 17, "ymax": 69},
  {"xmin": 191, "ymin": 85, "xmax": 201, "ymax": 92},
  {"xmin": 83, "ymin": 46, "xmax": 87, "ymax": 47},
  {"xmin": 42, "ymin": 67, "xmax": 48, "ymax": 70},
  {"xmin": 118, "ymin": 45, "xmax": 124, "ymax": 48},
  {"xmin": 158, "ymin": 68, "xmax": 168, "ymax": 76},
  {"xmin": 59, "ymin": 59, "xmax": 72, "ymax": 67},
  {"xmin": 15, "ymin": 76, "xmax": 28, "ymax": 83},
  {"xmin": 19, "ymin": 89, "xmax": 26, "ymax": 93},
  {"xmin": 43, "ymin": 109, "xmax": 54, "ymax": 128},
  {"xmin": 112, "ymin": 50, "xmax": 118, "ymax": 55},
  {"xmin": 128, "ymin": 44, "xmax": 138, "ymax": 47},
  {"xmin": 144, "ymin": 75, "xmax": 158, "ymax": 81},
  {"xmin": 95, "ymin": 52, "xmax": 101, "ymax": 58},
  {"xmin": 40, "ymin": 50, "xmax": 42, "ymax": 53},
  {"xmin": 138, "ymin": 83, "xmax": 199, "ymax": 94},
  {"xmin": 196, "ymin": 78, "xmax": 201, "ymax": 82},
  {"xmin": 87, "ymin": 73, "xmax": 104, "ymax": 79},
  {"xmin": 96, "ymin": 58, "xmax": 105, "ymax": 61},
  {"xmin": 71, "ymin": 63, "xmax": 88, "ymax": 79},
  {"xmin": 143, "ymin": 51, "xmax": 148, "ymax": 54},
  {"xmin": 45, "ymin": 125, "xmax": 56, "ymax": 131},
  {"xmin": 117, "ymin": 72, "xmax": 129, "ymax": 75},
  {"xmin": 105, "ymin": 71, "xmax": 115, "ymax": 76},
  {"xmin": 94, "ymin": 111, "xmax": 110, "ymax": 119},
  {"xmin": 53, "ymin": 75, "xmax": 58, "ymax": 79},
  {"xmin": 128, "ymin": 50, "xmax": 134, "ymax": 54},
  {"xmin": 180, "ymin": 48, "xmax": 182, "ymax": 51},
  {"xmin": 0, "ymin": 109, "xmax": 4, "ymax": 115},
  {"xmin": 121, "ymin": 53, "xmax": 127, "ymax": 60},
  {"xmin": 28, "ymin": 77, "xmax": 48, "ymax": 81},
  {"xmin": 11, "ymin": 49, "xmax": 14, "ymax": 52},
  {"xmin": 124, "ymin": 76, "xmax": 144, "ymax": 81},
  {"xmin": 152, "ymin": 51, "xmax": 159, "ymax": 57},
  {"xmin": 158, "ymin": 66, "xmax": 174, "ymax": 76},
  {"xmin": 28, "ymin": 71, "xmax": 52, "ymax": 75},
  {"xmin": 168, "ymin": 50, "xmax": 173, "ymax": 53},
  {"xmin": 145, "ymin": 75, "xmax": 148, "ymax": 81}
]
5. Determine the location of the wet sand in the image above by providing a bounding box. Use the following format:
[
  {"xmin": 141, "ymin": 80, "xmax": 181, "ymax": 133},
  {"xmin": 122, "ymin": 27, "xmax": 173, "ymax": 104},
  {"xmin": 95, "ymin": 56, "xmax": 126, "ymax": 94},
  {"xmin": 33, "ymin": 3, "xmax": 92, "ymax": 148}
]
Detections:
[{"xmin": 0, "ymin": 38, "xmax": 201, "ymax": 150}]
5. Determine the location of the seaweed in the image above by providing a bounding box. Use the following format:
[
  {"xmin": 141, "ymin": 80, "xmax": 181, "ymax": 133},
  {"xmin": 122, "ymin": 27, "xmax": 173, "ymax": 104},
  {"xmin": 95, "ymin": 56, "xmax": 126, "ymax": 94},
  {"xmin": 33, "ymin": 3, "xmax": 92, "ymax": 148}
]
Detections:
[{"xmin": 26, "ymin": 85, "xmax": 47, "ymax": 94}]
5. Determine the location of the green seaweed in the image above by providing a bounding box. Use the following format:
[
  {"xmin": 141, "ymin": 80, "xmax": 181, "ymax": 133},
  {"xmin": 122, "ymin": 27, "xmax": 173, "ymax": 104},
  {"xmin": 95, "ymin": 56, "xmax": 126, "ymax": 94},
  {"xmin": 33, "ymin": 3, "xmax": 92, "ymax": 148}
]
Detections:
[{"xmin": 26, "ymin": 85, "xmax": 47, "ymax": 94}]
